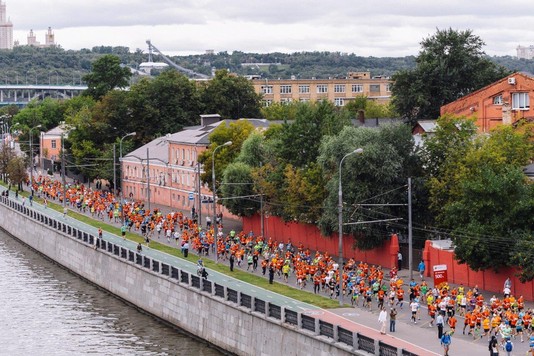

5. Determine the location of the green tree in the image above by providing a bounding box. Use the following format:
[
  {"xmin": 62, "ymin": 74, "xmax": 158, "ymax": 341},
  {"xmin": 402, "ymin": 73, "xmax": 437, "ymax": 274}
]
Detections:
[
  {"xmin": 317, "ymin": 124, "xmax": 417, "ymax": 249},
  {"xmin": 274, "ymin": 100, "xmax": 349, "ymax": 168},
  {"xmin": 431, "ymin": 125, "xmax": 534, "ymax": 271},
  {"xmin": 220, "ymin": 132, "xmax": 266, "ymax": 217},
  {"xmin": 6, "ymin": 156, "xmax": 27, "ymax": 191},
  {"xmin": 344, "ymin": 96, "xmax": 397, "ymax": 119},
  {"xmin": 200, "ymin": 69, "xmax": 261, "ymax": 119},
  {"xmin": 83, "ymin": 54, "xmax": 131, "ymax": 100},
  {"xmin": 199, "ymin": 120, "xmax": 255, "ymax": 190},
  {"xmin": 391, "ymin": 28, "xmax": 509, "ymax": 125},
  {"xmin": 127, "ymin": 70, "xmax": 201, "ymax": 140},
  {"xmin": 220, "ymin": 162, "xmax": 259, "ymax": 217},
  {"xmin": 0, "ymin": 144, "xmax": 15, "ymax": 183},
  {"xmin": 260, "ymin": 101, "xmax": 303, "ymax": 121}
]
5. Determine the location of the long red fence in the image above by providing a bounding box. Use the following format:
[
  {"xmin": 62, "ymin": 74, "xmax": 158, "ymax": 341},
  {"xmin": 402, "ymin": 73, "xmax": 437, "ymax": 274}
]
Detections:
[
  {"xmin": 243, "ymin": 215, "xmax": 534, "ymax": 301},
  {"xmin": 243, "ymin": 215, "xmax": 398, "ymax": 269},
  {"xmin": 423, "ymin": 240, "xmax": 534, "ymax": 300}
]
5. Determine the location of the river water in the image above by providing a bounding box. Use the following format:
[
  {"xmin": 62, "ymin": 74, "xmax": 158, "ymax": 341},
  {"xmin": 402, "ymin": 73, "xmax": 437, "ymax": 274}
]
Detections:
[{"xmin": 0, "ymin": 229, "xmax": 223, "ymax": 356}]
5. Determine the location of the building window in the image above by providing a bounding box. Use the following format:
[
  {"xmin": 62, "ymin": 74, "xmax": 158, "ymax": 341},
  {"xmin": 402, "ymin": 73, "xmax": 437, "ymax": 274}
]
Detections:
[
  {"xmin": 317, "ymin": 84, "xmax": 328, "ymax": 93},
  {"xmin": 386, "ymin": 84, "xmax": 392, "ymax": 92},
  {"xmin": 262, "ymin": 99, "xmax": 272, "ymax": 107},
  {"xmin": 370, "ymin": 84, "xmax": 380, "ymax": 92},
  {"xmin": 261, "ymin": 85, "xmax": 273, "ymax": 94},
  {"xmin": 280, "ymin": 85, "xmax": 292, "ymax": 94},
  {"xmin": 334, "ymin": 84, "xmax": 346, "ymax": 93},
  {"xmin": 334, "ymin": 98, "xmax": 345, "ymax": 106},
  {"xmin": 512, "ymin": 92, "xmax": 530, "ymax": 110},
  {"xmin": 493, "ymin": 95, "xmax": 503, "ymax": 105},
  {"xmin": 280, "ymin": 98, "xmax": 292, "ymax": 105},
  {"xmin": 352, "ymin": 84, "xmax": 363, "ymax": 93},
  {"xmin": 299, "ymin": 98, "xmax": 310, "ymax": 102},
  {"xmin": 51, "ymin": 140, "xmax": 57, "ymax": 149},
  {"xmin": 299, "ymin": 85, "xmax": 310, "ymax": 94}
]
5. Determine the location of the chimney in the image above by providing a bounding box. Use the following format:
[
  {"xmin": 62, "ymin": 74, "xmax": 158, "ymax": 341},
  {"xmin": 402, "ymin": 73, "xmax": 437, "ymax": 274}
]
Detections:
[{"xmin": 200, "ymin": 114, "xmax": 222, "ymax": 126}]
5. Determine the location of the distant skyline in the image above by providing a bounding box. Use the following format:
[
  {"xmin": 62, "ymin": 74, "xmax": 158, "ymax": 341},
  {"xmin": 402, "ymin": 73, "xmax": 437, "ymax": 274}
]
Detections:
[{"xmin": 7, "ymin": 1, "xmax": 534, "ymax": 57}]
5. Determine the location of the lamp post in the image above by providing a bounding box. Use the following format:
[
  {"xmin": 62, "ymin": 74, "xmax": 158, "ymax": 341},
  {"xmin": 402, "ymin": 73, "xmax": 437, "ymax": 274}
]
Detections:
[
  {"xmin": 338, "ymin": 147, "xmax": 363, "ymax": 306},
  {"xmin": 212, "ymin": 141, "xmax": 232, "ymax": 263},
  {"xmin": 119, "ymin": 132, "xmax": 136, "ymax": 225},
  {"xmin": 29, "ymin": 124, "xmax": 42, "ymax": 195}
]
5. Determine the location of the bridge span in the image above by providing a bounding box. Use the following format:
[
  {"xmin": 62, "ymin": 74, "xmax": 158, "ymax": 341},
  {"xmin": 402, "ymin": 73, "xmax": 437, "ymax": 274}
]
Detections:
[{"xmin": 0, "ymin": 84, "xmax": 88, "ymax": 106}]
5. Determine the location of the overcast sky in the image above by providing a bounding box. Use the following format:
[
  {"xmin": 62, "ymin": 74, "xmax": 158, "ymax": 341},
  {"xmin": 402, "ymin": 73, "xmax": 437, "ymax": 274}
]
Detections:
[{"xmin": 7, "ymin": 0, "xmax": 534, "ymax": 57}]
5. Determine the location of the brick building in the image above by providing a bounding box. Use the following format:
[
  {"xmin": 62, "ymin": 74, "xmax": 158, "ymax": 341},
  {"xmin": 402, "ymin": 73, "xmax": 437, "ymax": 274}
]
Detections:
[
  {"xmin": 252, "ymin": 72, "xmax": 392, "ymax": 107},
  {"xmin": 121, "ymin": 116, "xmax": 273, "ymax": 220},
  {"xmin": 440, "ymin": 72, "xmax": 534, "ymax": 133}
]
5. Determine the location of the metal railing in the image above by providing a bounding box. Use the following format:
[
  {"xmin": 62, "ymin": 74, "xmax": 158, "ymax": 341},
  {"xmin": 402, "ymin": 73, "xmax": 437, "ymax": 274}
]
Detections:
[{"xmin": 0, "ymin": 194, "xmax": 421, "ymax": 356}]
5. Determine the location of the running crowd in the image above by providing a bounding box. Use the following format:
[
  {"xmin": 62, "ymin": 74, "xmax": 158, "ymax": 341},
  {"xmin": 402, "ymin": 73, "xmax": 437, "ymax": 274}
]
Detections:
[{"xmin": 26, "ymin": 176, "xmax": 534, "ymax": 355}]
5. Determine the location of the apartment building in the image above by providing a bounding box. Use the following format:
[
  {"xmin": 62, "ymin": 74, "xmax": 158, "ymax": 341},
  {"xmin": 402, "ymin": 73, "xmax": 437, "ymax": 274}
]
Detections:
[
  {"xmin": 252, "ymin": 72, "xmax": 392, "ymax": 107},
  {"xmin": 0, "ymin": 1, "xmax": 12, "ymax": 49}
]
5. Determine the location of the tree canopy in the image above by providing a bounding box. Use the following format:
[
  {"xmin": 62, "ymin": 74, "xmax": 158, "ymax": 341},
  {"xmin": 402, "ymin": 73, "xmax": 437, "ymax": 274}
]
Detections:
[
  {"xmin": 391, "ymin": 28, "xmax": 510, "ymax": 125},
  {"xmin": 82, "ymin": 54, "xmax": 132, "ymax": 100}
]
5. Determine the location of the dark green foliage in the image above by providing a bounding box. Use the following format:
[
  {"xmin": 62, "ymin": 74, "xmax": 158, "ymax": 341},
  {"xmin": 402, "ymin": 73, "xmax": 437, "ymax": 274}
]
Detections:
[{"xmin": 392, "ymin": 28, "xmax": 510, "ymax": 125}]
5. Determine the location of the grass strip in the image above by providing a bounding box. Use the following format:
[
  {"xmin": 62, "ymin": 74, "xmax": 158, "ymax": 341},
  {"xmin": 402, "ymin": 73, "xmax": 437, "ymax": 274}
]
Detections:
[{"xmin": 1, "ymin": 189, "xmax": 342, "ymax": 309}]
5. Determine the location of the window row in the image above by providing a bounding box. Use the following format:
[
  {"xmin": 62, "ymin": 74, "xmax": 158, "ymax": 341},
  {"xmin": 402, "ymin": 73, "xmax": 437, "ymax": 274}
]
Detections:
[
  {"xmin": 261, "ymin": 83, "xmax": 391, "ymax": 94},
  {"xmin": 493, "ymin": 92, "xmax": 531, "ymax": 110}
]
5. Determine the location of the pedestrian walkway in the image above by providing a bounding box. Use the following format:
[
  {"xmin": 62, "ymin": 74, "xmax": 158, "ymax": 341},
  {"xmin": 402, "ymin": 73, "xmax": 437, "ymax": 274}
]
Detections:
[{"xmin": 9, "ymin": 181, "xmax": 534, "ymax": 355}]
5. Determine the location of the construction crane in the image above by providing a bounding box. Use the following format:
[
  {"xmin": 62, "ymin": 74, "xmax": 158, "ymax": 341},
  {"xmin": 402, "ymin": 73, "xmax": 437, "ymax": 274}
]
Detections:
[{"xmin": 146, "ymin": 40, "xmax": 210, "ymax": 79}]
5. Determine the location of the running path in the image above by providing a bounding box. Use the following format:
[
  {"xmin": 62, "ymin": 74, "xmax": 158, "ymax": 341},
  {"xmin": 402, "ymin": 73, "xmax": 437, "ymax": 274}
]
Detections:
[{"xmin": 1, "ymin": 187, "xmax": 435, "ymax": 355}]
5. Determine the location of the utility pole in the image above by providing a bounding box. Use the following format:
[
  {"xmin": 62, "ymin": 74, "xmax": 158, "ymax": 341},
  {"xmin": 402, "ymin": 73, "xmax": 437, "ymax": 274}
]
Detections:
[
  {"xmin": 146, "ymin": 147, "xmax": 151, "ymax": 213},
  {"xmin": 197, "ymin": 161, "xmax": 202, "ymax": 226},
  {"xmin": 61, "ymin": 133, "xmax": 66, "ymax": 207},
  {"xmin": 113, "ymin": 143, "xmax": 116, "ymax": 196},
  {"xmin": 408, "ymin": 177, "xmax": 413, "ymax": 281}
]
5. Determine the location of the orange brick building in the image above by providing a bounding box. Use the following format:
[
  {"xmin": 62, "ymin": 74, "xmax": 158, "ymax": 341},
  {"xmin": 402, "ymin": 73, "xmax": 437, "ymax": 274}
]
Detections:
[{"xmin": 440, "ymin": 72, "xmax": 534, "ymax": 133}]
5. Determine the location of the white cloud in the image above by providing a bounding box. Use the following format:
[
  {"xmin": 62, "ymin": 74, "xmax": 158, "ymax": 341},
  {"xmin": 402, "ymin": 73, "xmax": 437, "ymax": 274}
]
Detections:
[{"xmin": 6, "ymin": 0, "xmax": 534, "ymax": 57}]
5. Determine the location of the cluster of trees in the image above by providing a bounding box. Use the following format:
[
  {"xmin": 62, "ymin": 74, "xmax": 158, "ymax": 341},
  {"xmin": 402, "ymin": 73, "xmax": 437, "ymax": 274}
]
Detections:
[
  {"xmin": 0, "ymin": 29, "xmax": 533, "ymax": 280},
  {"xmin": 0, "ymin": 55, "xmax": 261, "ymax": 183},
  {"xmin": 3, "ymin": 40, "xmax": 534, "ymax": 85},
  {"xmin": 205, "ymin": 110, "xmax": 533, "ymax": 279}
]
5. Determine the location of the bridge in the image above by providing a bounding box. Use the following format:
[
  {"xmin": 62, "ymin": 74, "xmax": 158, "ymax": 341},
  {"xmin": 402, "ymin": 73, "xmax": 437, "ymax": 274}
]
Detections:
[{"xmin": 0, "ymin": 84, "xmax": 88, "ymax": 106}]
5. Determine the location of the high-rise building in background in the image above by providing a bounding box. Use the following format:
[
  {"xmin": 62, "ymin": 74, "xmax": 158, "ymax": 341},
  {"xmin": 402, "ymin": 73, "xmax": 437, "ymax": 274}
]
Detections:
[
  {"xmin": 0, "ymin": 1, "xmax": 13, "ymax": 49},
  {"xmin": 26, "ymin": 27, "xmax": 56, "ymax": 47},
  {"xmin": 517, "ymin": 45, "xmax": 534, "ymax": 60}
]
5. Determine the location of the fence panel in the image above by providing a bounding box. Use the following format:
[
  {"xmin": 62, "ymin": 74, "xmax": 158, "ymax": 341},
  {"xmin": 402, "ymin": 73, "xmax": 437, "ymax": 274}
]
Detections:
[
  {"xmin": 284, "ymin": 309, "xmax": 298, "ymax": 326},
  {"xmin": 319, "ymin": 320, "xmax": 334, "ymax": 339},
  {"xmin": 240, "ymin": 293, "xmax": 252, "ymax": 309},
  {"xmin": 379, "ymin": 341, "xmax": 398, "ymax": 356},
  {"xmin": 269, "ymin": 304, "xmax": 281, "ymax": 320},
  {"xmin": 301, "ymin": 315, "xmax": 316, "ymax": 332},
  {"xmin": 358, "ymin": 333, "xmax": 375, "ymax": 354},
  {"xmin": 337, "ymin": 327, "xmax": 353, "ymax": 346}
]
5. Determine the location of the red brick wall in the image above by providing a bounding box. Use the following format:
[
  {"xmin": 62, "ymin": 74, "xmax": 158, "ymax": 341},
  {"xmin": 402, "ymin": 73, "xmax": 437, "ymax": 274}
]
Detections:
[
  {"xmin": 423, "ymin": 240, "xmax": 534, "ymax": 300},
  {"xmin": 243, "ymin": 215, "xmax": 398, "ymax": 268}
]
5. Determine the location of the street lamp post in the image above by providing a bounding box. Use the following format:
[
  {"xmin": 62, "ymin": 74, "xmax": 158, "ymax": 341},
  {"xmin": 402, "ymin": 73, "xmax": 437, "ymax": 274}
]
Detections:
[
  {"xmin": 29, "ymin": 124, "xmax": 42, "ymax": 195},
  {"xmin": 338, "ymin": 147, "xmax": 363, "ymax": 306},
  {"xmin": 212, "ymin": 141, "xmax": 232, "ymax": 263},
  {"xmin": 119, "ymin": 132, "xmax": 136, "ymax": 225}
]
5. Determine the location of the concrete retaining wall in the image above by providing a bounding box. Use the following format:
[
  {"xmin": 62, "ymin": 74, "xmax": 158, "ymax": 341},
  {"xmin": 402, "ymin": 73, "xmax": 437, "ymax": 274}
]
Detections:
[{"xmin": 0, "ymin": 199, "xmax": 361, "ymax": 356}]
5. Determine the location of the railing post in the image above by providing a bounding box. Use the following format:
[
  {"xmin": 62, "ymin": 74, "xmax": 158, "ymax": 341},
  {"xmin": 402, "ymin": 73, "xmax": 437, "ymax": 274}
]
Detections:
[
  {"xmin": 297, "ymin": 312, "xmax": 302, "ymax": 329},
  {"xmin": 353, "ymin": 333, "xmax": 359, "ymax": 350},
  {"xmin": 333, "ymin": 324, "xmax": 339, "ymax": 343},
  {"xmin": 374, "ymin": 339, "xmax": 379, "ymax": 355},
  {"xmin": 314, "ymin": 316, "xmax": 320, "ymax": 335}
]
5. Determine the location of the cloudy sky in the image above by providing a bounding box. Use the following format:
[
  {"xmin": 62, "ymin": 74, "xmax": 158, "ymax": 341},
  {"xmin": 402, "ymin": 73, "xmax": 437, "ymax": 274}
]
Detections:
[{"xmin": 7, "ymin": 0, "xmax": 534, "ymax": 57}]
